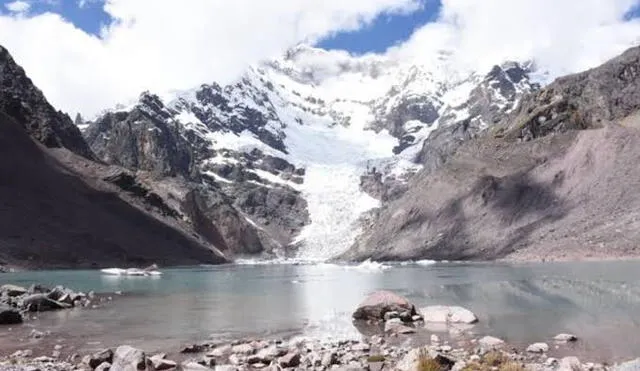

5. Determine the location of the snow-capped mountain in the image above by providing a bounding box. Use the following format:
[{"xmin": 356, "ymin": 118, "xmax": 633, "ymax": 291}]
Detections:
[{"xmin": 84, "ymin": 45, "xmax": 538, "ymax": 261}]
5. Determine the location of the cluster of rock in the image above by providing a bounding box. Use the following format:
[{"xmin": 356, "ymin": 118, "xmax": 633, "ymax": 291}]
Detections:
[
  {"xmin": 352, "ymin": 291, "xmax": 478, "ymax": 336},
  {"xmin": 0, "ymin": 289, "xmax": 638, "ymax": 371},
  {"xmin": 1, "ymin": 329, "xmax": 634, "ymax": 371},
  {"xmin": 0, "ymin": 283, "xmax": 94, "ymax": 325}
]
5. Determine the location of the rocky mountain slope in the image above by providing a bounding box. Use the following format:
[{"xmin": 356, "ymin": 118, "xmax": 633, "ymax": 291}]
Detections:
[
  {"xmin": 340, "ymin": 45, "xmax": 640, "ymax": 262},
  {"xmin": 0, "ymin": 46, "xmax": 228, "ymax": 269},
  {"xmin": 85, "ymin": 45, "xmax": 536, "ymax": 261}
]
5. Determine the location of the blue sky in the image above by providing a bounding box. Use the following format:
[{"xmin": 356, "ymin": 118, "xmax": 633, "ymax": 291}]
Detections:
[
  {"xmin": 318, "ymin": 0, "xmax": 441, "ymax": 54},
  {"xmin": 0, "ymin": 0, "xmax": 442, "ymax": 54}
]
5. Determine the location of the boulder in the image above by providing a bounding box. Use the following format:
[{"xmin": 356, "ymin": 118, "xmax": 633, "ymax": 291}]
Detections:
[
  {"xmin": 21, "ymin": 294, "xmax": 71, "ymax": 312},
  {"xmin": 89, "ymin": 349, "xmax": 114, "ymax": 369},
  {"xmin": 95, "ymin": 362, "xmax": 112, "ymax": 371},
  {"xmin": 321, "ymin": 351, "xmax": 338, "ymax": 367},
  {"xmin": 279, "ymin": 351, "xmax": 301, "ymax": 368},
  {"xmin": 111, "ymin": 345, "xmax": 147, "ymax": 371},
  {"xmin": 526, "ymin": 343, "xmax": 549, "ymax": 354},
  {"xmin": 478, "ymin": 336, "xmax": 505, "ymax": 350},
  {"xmin": 0, "ymin": 305, "xmax": 23, "ymax": 325},
  {"xmin": 353, "ymin": 291, "xmax": 416, "ymax": 322},
  {"xmin": 207, "ymin": 345, "xmax": 231, "ymax": 358},
  {"xmin": 420, "ymin": 306, "xmax": 478, "ymax": 324},
  {"xmin": 0, "ymin": 284, "xmax": 28, "ymax": 297},
  {"xmin": 150, "ymin": 355, "xmax": 177, "ymax": 370}
]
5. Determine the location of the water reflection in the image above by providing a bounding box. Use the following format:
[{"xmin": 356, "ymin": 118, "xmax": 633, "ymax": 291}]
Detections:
[{"xmin": 2, "ymin": 261, "xmax": 640, "ymax": 359}]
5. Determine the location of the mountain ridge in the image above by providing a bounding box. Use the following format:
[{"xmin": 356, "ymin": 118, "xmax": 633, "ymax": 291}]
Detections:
[{"xmin": 84, "ymin": 45, "xmax": 538, "ymax": 261}]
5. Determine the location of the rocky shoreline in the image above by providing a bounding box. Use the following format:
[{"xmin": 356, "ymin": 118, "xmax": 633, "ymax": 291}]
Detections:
[{"xmin": 1, "ymin": 287, "xmax": 639, "ymax": 371}]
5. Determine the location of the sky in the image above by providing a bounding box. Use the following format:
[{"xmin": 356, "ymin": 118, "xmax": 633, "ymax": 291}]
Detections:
[{"xmin": 0, "ymin": 0, "xmax": 639, "ymax": 117}]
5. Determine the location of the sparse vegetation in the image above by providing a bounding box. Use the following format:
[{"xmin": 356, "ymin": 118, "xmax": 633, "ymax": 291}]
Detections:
[
  {"xmin": 461, "ymin": 351, "xmax": 522, "ymax": 371},
  {"xmin": 484, "ymin": 351, "xmax": 506, "ymax": 367},
  {"xmin": 417, "ymin": 349, "xmax": 442, "ymax": 371},
  {"xmin": 367, "ymin": 354, "xmax": 385, "ymax": 363},
  {"xmin": 499, "ymin": 362, "xmax": 525, "ymax": 371}
]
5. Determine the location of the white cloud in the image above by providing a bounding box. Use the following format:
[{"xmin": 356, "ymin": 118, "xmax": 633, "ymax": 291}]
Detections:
[
  {"xmin": 0, "ymin": 0, "xmax": 418, "ymax": 116},
  {"xmin": 390, "ymin": 0, "xmax": 640, "ymax": 80},
  {"xmin": 5, "ymin": 1, "xmax": 31, "ymax": 13},
  {"xmin": 0, "ymin": 0, "xmax": 638, "ymax": 118}
]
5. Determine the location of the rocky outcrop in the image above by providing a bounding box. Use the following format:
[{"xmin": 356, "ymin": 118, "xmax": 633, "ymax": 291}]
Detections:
[
  {"xmin": 497, "ymin": 46, "xmax": 640, "ymax": 141},
  {"xmin": 342, "ymin": 45, "xmax": 640, "ymax": 262},
  {"xmin": 84, "ymin": 93, "xmax": 196, "ymax": 178},
  {"xmin": 0, "ymin": 46, "xmax": 228, "ymax": 269},
  {"xmin": 0, "ymin": 46, "xmax": 94, "ymax": 159},
  {"xmin": 85, "ymin": 91, "xmax": 309, "ymax": 257},
  {"xmin": 416, "ymin": 62, "xmax": 537, "ymax": 173}
]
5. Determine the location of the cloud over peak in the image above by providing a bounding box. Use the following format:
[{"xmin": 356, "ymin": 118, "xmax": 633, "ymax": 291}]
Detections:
[{"xmin": 0, "ymin": 0, "xmax": 638, "ymax": 117}]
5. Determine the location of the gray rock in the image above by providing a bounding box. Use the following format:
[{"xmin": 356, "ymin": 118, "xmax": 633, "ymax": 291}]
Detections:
[
  {"xmin": 207, "ymin": 345, "xmax": 231, "ymax": 358},
  {"xmin": 352, "ymin": 291, "xmax": 416, "ymax": 322},
  {"xmin": 89, "ymin": 349, "xmax": 114, "ymax": 369},
  {"xmin": 420, "ymin": 306, "xmax": 478, "ymax": 324},
  {"xmin": 0, "ymin": 284, "xmax": 28, "ymax": 297},
  {"xmin": 558, "ymin": 357, "xmax": 582, "ymax": 371},
  {"xmin": 30, "ymin": 330, "xmax": 45, "ymax": 339},
  {"xmin": 526, "ymin": 343, "xmax": 549, "ymax": 354},
  {"xmin": 150, "ymin": 355, "xmax": 177, "ymax": 370},
  {"xmin": 321, "ymin": 351, "xmax": 337, "ymax": 367},
  {"xmin": 95, "ymin": 362, "xmax": 112, "ymax": 371},
  {"xmin": 181, "ymin": 344, "xmax": 206, "ymax": 354},
  {"xmin": 214, "ymin": 366, "xmax": 237, "ymax": 371},
  {"xmin": 278, "ymin": 351, "xmax": 301, "ymax": 368},
  {"xmin": 478, "ymin": 336, "xmax": 505, "ymax": 350},
  {"xmin": 111, "ymin": 345, "xmax": 147, "ymax": 371},
  {"xmin": 383, "ymin": 311, "xmax": 399, "ymax": 321},
  {"xmin": 231, "ymin": 343, "xmax": 254, "ymax": 355},
  {"xmin": 0, "ymin": 305, "xmax": 23, "ymax": 325},
  {"xmin": 351, "ymin": 343, "xmax": 371, "ymax": 352},
  {"xmin": 21, "ymin": 294, "xmax": 71, "ymax": 312}
]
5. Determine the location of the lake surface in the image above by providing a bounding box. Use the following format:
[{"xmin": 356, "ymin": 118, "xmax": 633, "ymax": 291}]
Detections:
[{"xmin": 2, "ymin": 260, "xmax": 640, "ymax": 361}]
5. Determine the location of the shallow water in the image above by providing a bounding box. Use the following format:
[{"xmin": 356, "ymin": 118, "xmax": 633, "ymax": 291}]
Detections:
[{"xmin": 2, "ymin": 260, "xmax": 640, "ymax": 361}]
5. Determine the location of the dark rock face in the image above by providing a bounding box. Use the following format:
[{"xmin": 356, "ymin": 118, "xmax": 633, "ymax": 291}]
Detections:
[
  {"xmin": 0, "ymin": 46, "xmax": 94, "ymax": 159},
  {"xmin": 182, "ymin": 81, "xmax": 287, "ymax": 153},
  {"xmin": 84, "ymin": 93, "xmax": 195, "ymax": 178},
  {"xmin": 0, "ymin": 46, "xmax": 228, "ymax": 269},
  {"xmin": 342, "ymin": 46, "xmax": 640, "ymax": 263},
  {"xmin": 85, "ymin": 90, "xmax": 309, "ymax": 257}
]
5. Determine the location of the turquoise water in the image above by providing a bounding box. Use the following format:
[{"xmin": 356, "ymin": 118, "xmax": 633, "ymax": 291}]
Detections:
[{"xmin": 2, "ymin": 260, "xmax": 640, "ymax": 360}]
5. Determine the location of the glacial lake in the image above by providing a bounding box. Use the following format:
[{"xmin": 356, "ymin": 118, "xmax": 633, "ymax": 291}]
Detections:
[{"xmin": 2, "ymin": 260, "xmax": 640, "ymax": 362}]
